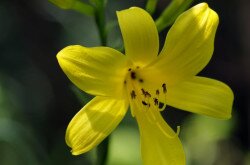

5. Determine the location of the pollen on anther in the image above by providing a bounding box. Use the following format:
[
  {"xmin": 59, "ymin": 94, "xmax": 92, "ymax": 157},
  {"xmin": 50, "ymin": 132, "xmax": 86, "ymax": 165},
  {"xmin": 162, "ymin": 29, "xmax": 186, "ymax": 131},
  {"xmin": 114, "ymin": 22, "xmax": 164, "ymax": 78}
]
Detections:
[
  {"xmin": 131, "ymin": 71, "xmax": 136, "ymax": 79},
  {"xmin": 153, "ymin": 98, "xmax": 159, "ymax": 105},
  {"xmin": 158, "ymin": 102, "xmax": 164, "ymax": 109},
  {"xmin": 142, "ymin": 101, "xmax": 150, "ymax": 107},
  {"xmin": 141, "ymin": 89, "xmax": 151, "ymax": 98},
  {"xmin": 131, "ymin": 90, "xmax": 136, "ymax": 99},
  {"xmin": 162, "ymin": 83, "xmax": 167, "ymax": 93},
  {"xmin": 142, "ymin": 101, "xmax": 147, "ymax": 106},
  {"xmin": 156, "ymin": 89, "xmax": 160, "ymax": 95},
  {"xmin": 145, "ymin": 91, "xmax": 151, "ymax": 98}
]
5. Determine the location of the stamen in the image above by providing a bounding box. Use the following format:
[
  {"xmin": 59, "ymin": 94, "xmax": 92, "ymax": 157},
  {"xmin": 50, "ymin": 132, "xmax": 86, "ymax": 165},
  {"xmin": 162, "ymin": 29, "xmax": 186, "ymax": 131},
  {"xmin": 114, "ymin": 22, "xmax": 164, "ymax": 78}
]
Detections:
[
  {"xmin": 130, "ymin": 90, "xmax": 136, "ymax": 99},
  {"xmin": 145, "ymin": 91, "xmax": 151, "ymax": 98},
  {"xmin": 158, "ymin": 102, "xmax": 164, "ymax": 109},
  {"xmin": 126, "ymin": 69, "xmax": 169, "ymax": 119},
  {"xmin": 142, "ymin": 101, "xmax": 150, "ymax": 108},
  {"xmin": 131, "ymin": 71, "xmax": 136, "ymax": 79},
  {"xmin": 142, "ymin": 101, "xmax": 147, "ymax": 106},
  {"xmin": 141, "ymin": 89, "xmax": 151, "ymax": 98},
  {"xmin": 153, "ymin": 98, "xmax": 159, "ymax": 105},
  {"xmin": 156, "ymin": 89, "xmax": 160, "ymax": 95},
  {"xmin": 141, "ymin": 88, "xmax": 146, "ymax": 95},
  {"xmin": 162, "ymin": 83, "xmax": 167, "ymax": 93}
]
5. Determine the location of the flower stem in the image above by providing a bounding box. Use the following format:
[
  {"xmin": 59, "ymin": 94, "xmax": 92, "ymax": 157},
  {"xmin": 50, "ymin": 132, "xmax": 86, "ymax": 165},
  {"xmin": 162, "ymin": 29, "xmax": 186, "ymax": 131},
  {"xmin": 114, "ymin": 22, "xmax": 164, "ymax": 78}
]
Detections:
[
  {"xmin": 93, "ymin": 0, "xmax": 107, "ymax": 46},
  {"xmin": 71, "ymin": 0, "xmax": 95, "ymax": 16},
  {"xmin": 146, "ymin": 0, "xmax": 158, "ymax": 15},
  {"xmin": 156, "ymin": 0, "xmax": 194, "ymax": 32}
]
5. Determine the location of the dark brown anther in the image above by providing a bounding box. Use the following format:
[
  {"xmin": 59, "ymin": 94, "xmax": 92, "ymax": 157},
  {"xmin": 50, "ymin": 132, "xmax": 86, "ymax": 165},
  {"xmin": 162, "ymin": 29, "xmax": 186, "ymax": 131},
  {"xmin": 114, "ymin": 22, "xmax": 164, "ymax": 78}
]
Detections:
[
  {"xmin": 156, "ymin": 89, "xmax": 160, "ymax": 95},
  {"xmin": 162, "ymin": 83, "xmax": 167, "ymax": 93},
  {"xmin": 142, "ymin": 101, "xmax": 148, "ymax": 106},
  {"xmin": 139, "ymin": 79, "xmax": 144, "ymax": 83},
  {"xmin": 141, "ymin": 88, "xmax": 146, "ymax": 94},
  {"xmin": 141, "ymin": 89, "xmax": 151, "ymax": 98},
  {"xmin": 128, "ymin": 68, "xmax": 132, "ymax": 71},
  {"xmin": 131, "ymin": 71, "xmax": 136, "ymax": 79},
  {"xmin": 158, "ymin": 102, "xmax": 164, "ymax": 109},
  {"xmin": 124, "ymin": 80, "xmax": 127, "ymax": 84},
  {"xmin": 145, "ymin": 91, "xmax": 151, "ymax": 98},
  {"xmin": 141, "ymin": 88, "xmax": 148, "ymax": 96},
  {"xmin": 131, "ymin": 90, "xmax": 136, "ymax": 99},
  {"xmin": 153, "ymin": 98, "xmax": 159, "ymax": 105}
]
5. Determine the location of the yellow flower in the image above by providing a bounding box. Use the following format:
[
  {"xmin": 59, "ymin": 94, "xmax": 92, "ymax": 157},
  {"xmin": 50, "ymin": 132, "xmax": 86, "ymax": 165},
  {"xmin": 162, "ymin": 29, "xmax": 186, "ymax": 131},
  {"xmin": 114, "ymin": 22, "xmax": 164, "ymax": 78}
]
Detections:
[{"xmin": 57, "ymin": 3, "xmax": 234, "ymax": 165}]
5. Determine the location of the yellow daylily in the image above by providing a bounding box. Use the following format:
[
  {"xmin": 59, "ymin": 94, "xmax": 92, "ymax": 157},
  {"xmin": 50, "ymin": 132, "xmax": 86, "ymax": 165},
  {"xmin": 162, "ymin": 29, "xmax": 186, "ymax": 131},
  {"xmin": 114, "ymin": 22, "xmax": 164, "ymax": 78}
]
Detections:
[{"xmin": 57, "ymin": 3, "xmax": 234, "ymax": 165}]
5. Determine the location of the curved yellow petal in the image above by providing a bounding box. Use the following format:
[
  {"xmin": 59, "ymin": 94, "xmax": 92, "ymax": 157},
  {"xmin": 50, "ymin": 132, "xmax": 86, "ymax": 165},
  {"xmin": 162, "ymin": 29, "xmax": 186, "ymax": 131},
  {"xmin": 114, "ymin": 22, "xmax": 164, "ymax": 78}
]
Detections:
[
  {"xmin": 66, "ymin": 96, "xmax": 129, "ymax": 155},
  {"xmin": 134, "ymin": 107, "xmax": 185, "ymax": 165},
  {"xmin": 144, "ymin": 3, "xmax": 219, "ymax": 85},
  {"xmin": 166, "ymin": 76, "xmax": 234, "ymax": 119},
  {"xmin": 57, "ymin": 45, "xmax": 128, "ymax": 97},
  {"xmin": 117, "ymin": 7, "xmax": 159, "ymax": 66}
]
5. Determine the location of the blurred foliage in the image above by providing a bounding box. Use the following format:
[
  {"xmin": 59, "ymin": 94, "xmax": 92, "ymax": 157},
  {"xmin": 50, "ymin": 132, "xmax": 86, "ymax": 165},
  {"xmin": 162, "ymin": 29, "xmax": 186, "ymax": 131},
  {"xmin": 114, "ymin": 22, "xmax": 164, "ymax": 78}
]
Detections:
[
  {"xmin": 155, "ymin": 0, "xmax": 194, "ymax": 31},
  {"xmin": 48, "ymin": 0, "xmax": 95, "ymax": 16},
  {"xmin": 0, "ymin": 0, "xmax": 249, "ymax": 165},
  {"xmin": 181, "ymin": 115, "xmax": 235, "ymax": 165},
  {"xmin": 107, "ymin": 113, "xmax": 141, "ymax": 165}
]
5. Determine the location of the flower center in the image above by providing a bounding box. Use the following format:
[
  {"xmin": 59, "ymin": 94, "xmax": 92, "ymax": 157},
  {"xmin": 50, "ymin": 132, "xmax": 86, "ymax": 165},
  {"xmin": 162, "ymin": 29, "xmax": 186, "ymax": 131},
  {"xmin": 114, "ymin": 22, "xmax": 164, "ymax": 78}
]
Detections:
[{"xmin": 124, "ymin": 66, "xmax": 168, "ymax": 118}]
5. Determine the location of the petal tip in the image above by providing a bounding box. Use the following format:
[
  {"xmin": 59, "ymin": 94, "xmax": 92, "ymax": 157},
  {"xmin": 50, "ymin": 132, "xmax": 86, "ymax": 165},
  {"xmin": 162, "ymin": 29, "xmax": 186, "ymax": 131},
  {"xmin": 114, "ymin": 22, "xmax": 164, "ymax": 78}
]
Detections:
[
  {"xmin": 56, "ymin": 45, "xmax": 85, "ymax": 69},
  {"xmin": 65, "ymin": 132, "xmax": 72, "ymax": 147},
  {"xmin": 193, "ymin": 3, "xmax": 211, "ymax": 15},
  {"xmin": 71, "ymin": 149, "xmax": 82, "ymax": 156},
  {"xmin": 56, "ymin": 45, "xmax": 73, "ymax": 61},
  {"xmin": 201, "ymin": 2, "xmax": 208, "ymax": 7},
  {"xmin": 197, "ymin": 2, "xmax": 209, "ymax": 9}
]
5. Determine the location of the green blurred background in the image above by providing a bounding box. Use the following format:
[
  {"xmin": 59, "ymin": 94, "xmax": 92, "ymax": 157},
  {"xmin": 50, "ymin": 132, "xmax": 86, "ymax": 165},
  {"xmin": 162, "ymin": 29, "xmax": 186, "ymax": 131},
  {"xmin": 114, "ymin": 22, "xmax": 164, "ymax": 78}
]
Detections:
[{"xmin": 0, "ymin": 0, "xmax": 249, "ymax": 164}]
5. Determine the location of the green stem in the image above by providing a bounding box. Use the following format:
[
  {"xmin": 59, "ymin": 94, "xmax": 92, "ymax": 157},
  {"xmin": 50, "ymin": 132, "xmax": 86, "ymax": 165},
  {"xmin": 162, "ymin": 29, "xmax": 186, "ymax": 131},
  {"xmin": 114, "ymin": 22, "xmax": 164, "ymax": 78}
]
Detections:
[
  {"xmin": 71, "ymin": 0, "xmax": 95, "ymax": 16},
  {"xmin": 156, "ymin": 0, "xmax": 194, "ymax": 32},
  {"xmin": 49, "ymin": 0, "xmax": 94, "ymax": 16},
  {"xmin": 146, "ymin": 0, "xmax": 158, "ymax": 15},
  {"xmin": 93, "ymin": 1, "xmax": 107, "ymax": 46}
]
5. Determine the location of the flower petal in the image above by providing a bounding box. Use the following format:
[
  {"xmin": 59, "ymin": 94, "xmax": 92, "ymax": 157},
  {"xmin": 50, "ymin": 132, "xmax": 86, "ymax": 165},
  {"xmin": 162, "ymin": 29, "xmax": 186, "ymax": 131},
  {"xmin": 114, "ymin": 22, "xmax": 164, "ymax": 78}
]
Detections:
[
  {"xmin": 166, "ymin": 76, "xmax": 234, "ymax": 119},
  {"xmin": 57, "ymin": 45, "xmax": 128, "ymax": 97},
  {"xmin": 117, "ymin": 7, "xmax": 159, "ymax": 66},
  {"xmin": 66, "ymin": 96, "xmax": 128, "ymax": 155},
  {"xmin": 144, "ymin": 3, "xmax": 219, "ymax": 85},
  {"xmin": 134, "ymin": 107, "xmax": 185, "ymax": 165}
]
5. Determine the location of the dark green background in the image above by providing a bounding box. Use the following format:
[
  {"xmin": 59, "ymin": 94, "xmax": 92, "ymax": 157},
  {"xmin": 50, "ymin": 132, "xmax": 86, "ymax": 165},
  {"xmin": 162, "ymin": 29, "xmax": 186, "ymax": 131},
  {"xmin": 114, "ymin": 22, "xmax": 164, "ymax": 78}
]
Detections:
[{"xmin": 0, "ymin": 0, "xmax": 249, "ymax": 164}]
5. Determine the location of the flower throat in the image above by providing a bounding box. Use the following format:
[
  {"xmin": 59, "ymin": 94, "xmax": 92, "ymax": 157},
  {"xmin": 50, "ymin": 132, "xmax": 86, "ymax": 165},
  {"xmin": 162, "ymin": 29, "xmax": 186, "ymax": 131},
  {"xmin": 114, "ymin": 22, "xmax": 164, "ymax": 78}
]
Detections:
[{"xmin": 124, "ymin": 66, "xmax": 168, "ymax": 115}]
